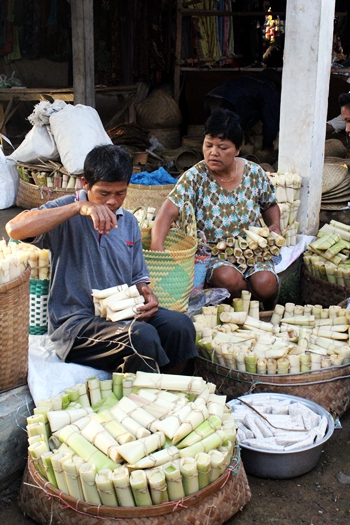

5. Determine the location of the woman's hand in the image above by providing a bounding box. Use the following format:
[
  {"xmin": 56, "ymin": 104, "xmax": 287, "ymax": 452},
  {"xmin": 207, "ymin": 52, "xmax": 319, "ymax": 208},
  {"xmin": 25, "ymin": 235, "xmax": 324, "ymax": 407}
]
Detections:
[{"xmin": 135, "ymin": 283, "xmax": 159, "ymax": 320}]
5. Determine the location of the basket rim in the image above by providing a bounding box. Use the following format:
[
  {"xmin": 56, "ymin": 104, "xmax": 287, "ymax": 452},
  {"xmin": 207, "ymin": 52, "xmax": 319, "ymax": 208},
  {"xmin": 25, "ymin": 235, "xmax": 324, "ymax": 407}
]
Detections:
[
  {"xmin": 0, "ymin": 263, "xmax": 31, "ymax": 294},
  {"xmin": 128, "ymin": 183, "xmax": 175, "ymax": 190},
  {"xmin": 27, "ymin": 448, "xmax": 242, "ymax": 519}
]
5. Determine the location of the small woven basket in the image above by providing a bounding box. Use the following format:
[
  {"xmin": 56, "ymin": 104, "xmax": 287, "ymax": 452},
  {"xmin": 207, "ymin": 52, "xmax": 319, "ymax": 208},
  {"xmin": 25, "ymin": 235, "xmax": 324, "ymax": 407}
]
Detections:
[
  {"xmin": 0, "ymin": 265, "xmax": 31, "ymax": 393},
  {"xmin": 142, "ymin": 228, "xmax": 197, "ymax": 311},
  {"xmin": 301, "ymin": 265, "xmax": 350, "ymax": 307},
  {"xmin": 29, "ymin": 278, "xmax": 49, "ymax": 335},
  {"xmin": 19, "ymin": 449, "xmax": 251, "ymax": 525},
  {"xmin": 194, "ymin": 357, "xmax": 350, "ymax": 418},
  {"xmin": 123, "ymin": 183, "xmax": 175, "ymax": 214},
  {"xmin": 16, "ymin": 178, "xmax": 76, "ymax": 209}
]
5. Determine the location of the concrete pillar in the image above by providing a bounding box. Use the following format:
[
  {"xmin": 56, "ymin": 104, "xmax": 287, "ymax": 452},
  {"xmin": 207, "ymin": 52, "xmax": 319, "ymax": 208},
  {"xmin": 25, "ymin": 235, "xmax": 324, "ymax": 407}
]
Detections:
[{"xmin": 278, "ymin": 0, "xmax": 335, "ymax": 235}]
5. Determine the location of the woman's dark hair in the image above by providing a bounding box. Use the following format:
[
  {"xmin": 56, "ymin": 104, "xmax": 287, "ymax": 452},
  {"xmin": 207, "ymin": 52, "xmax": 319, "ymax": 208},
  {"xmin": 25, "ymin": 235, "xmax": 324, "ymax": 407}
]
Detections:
[
  {"xmin": 339, "ymin": 92, "xmax": 350, "ymax": 110},
  {"xmin": 83, "ymin": 144, "xmax": 133, "ymax": 187},
  {"xmin": 203, "ymin": 108, "xmax": 244, "ymax": 149}
]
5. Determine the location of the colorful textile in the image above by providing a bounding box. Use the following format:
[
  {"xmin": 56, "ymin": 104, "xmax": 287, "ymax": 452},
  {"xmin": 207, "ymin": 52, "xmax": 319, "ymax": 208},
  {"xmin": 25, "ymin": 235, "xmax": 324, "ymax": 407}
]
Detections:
[{"xmin": 168, "ymin": 159, "xmax": 277, "ymax": 243}]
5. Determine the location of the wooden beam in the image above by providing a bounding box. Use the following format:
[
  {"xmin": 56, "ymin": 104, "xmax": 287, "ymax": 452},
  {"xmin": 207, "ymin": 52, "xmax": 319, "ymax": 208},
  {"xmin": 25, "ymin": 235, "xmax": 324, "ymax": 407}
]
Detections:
[{"xmin": 70, "ymin": 0, "xmax": 95, "ymax": 107}]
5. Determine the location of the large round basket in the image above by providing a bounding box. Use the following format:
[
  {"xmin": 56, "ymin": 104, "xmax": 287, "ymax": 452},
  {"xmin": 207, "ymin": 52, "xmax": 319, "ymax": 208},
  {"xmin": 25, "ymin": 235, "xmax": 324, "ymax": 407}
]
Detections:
[
  {"xmin": 18, "ymin": 449, "xmax": 251, "ymax": 525},
  {"xmin": 194, "ymin": 356, "xmax": 350, "ymax": 418},
  {"xmin": 123, "ymin": 183, "xmax": 175, "ymax": 214},
  {"xmin": 16, "ymin": 178, "xmax": 76, "ymax": 209},
  {"xmin": 324, "ymin": 138, "xmax": 347, "ymax": 158},
  {"xmin": 0, "ymin": 264, "xmax": 31, "ymax": 393},
  {"xmin": 142, "ymin": 228, "xmax": 197, "ymax": 312},
  {"xmin": 300, "ymin": 264, "xmax": 350, "ymax": 307},
  {"xmin": 136, "ymin": 90, "xmax": 182, "ymax": 129}
]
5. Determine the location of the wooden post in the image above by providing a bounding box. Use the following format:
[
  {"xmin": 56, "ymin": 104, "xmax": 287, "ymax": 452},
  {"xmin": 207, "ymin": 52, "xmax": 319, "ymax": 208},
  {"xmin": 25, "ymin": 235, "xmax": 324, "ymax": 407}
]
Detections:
[{"xmin": 70, "ymin": 0, "xmax": 95, "ymax": 107}]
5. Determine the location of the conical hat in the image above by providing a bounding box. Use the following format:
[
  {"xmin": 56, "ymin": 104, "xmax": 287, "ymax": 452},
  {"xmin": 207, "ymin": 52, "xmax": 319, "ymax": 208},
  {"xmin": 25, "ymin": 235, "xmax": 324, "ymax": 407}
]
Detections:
[
  {"xmin": 324, "ymin": 139, "xmax": 347, "ymax": 158},
  {"xmin": 322, "ymin": 173, "xmax": 350, "ymax": 193},
  {"xmin": 324, "ymin": 156, "xmax": 350, "ymax": 167},
  {"xmin": 320, "ymin": 202, "xmax": 350, "ymax": 211},
  {"xmin": 322, "ymin": 163, "xmax": 349, "ymax": 193},
  {"xmin": 322, "ymin": 177, "xmax": 350, "ymax": 199}
]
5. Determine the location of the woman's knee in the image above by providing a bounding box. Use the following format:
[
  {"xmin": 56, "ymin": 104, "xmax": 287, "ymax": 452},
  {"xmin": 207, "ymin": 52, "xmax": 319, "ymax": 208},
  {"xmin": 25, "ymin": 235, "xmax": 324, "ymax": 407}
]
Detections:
[
  {"xmin": 249, "ymin": 272, "xmax": 278, "ymax": 300},
  {"xmin": 210, "ymin": 266, "xmax": 247, "ymax": 296}
]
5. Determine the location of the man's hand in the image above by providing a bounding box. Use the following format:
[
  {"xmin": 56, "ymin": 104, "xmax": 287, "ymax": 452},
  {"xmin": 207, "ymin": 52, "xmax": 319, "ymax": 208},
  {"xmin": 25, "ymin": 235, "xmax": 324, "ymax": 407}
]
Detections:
[
  {"xmin": 79, "ymin": 202, "xmax": 118, "ymax": 234},
  {"xmin": 135, "ymin": 284, "xmax": 159, "ymax": 320}
]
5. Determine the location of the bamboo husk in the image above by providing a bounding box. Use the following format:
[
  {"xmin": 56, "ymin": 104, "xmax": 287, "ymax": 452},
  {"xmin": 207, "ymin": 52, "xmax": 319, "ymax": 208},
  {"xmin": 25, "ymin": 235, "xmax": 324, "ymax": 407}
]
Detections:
[
  {"xmin": 178, "ymin": 429, "xmax": 227, "ymax": 458},
  {"xmin": 117, "ymin": 431, "xmax": 165, "ymax": 465},
  {"xmin": 180, "ymin": 457, "xmax": 199, "ymax": 496},
  {"xmin": 92, "ymin": 410, "xmax": 135, "ymax": 444},
  {"xmin": 172, "ymin": 405, "xmax": 209, "ymax": 445},
  {"xmin": 111, "ymin": 467, "xmax": 135, "ymax": 507},
  {"xmin": 96, "ymin": 469, "xmax": 118, "ymax": 506},
  {"xmin": 130, "ymin": 446, "xmax": 180, "ymax": 469},
  {"xmin": 146, "ymin": 468, "xmax": 169, "ymax": 505},
  {"xmin": 58, "ymin": 425, "xmax": 119, "ymax": 472},
  {"xmin": 132, "ymin": 371, "xmax": 205, "ymax": 394},
  {"xmin": 62, "ymin": 455, "xmax": 84, "ymax": 500},
  {"xmin": 46, "ymin": 407, "xmax": 93, "ymax": 433},
  {"xmin": 110, "ymin": 405, "xmax": 151, "ymax": 439},
  {"xmin": 130, "ymin": 470, "xmax": 153, "ymax": 507},
  {"xmin": 79, "ymin": 462, "xmax": 101, "ymax": 505},
  {"xmin": 116, "ymin": 396, "xmax": 160, "ymax": 433},
  {"xmin": 163, "ymin": 462, "xmax": 185, "ymax": 501},
  {"xmin": 81, "ymin": 419, "xmax": 122, "ymax": 463},
  {"xmin": 208, "ymin": 450, "xmax": 226, "ymax": 483},
  {"xmin": 154, "ymin": 404, "xmax": 193, "ymax": 439}
]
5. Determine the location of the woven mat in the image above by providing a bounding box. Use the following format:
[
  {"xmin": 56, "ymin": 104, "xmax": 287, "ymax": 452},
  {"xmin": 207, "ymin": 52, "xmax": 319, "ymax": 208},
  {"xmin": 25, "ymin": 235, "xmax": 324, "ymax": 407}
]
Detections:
[{"xmin": 19, "ymin": 453, "xmax": 251, "ymax": 525}]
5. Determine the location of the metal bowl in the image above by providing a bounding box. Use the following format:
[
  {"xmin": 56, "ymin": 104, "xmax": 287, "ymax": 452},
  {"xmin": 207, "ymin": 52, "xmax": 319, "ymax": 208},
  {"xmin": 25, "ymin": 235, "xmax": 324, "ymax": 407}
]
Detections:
[{"xmin": 228, "ymin": 393, "xmax": 335, "ymax": 479}]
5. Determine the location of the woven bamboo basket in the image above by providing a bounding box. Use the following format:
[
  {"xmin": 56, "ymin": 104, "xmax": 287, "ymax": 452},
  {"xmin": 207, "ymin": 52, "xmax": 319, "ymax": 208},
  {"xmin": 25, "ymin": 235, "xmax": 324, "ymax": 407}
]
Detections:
[
  {"xmin": 16, "ymin": 178, "xmax": 76, "ymax": 209},
  {"xmin": 142, "ymin": 227, "xmax": 197, "ymax": 312},
  {"xmin": 175, "ymin": 148, "xmax": 201, "ymax": 171},
  {"xmin": 136, "ymin": 90, "xmax": 182, "ymax": 129},
  {"xmin": 123, "ymin": 183, "xmax": 175, "ymax": 214},
  {"xmin": 0, "ymin": 264, "xmax": 31, "ymax": 393},
  {"xmin": 194, "ymin": 309, "xmax": 350, "ymax": 417},
  {"xmin": 19, "ymin": 448, "xmax": 251, "ymax": 525},
  {"xmin": 300, "ymin": 264, "xmax": 350, "ymax": 307},
  {"xmin": 194, "ymin": 356, "xmax": 350, "ymax": 417}
]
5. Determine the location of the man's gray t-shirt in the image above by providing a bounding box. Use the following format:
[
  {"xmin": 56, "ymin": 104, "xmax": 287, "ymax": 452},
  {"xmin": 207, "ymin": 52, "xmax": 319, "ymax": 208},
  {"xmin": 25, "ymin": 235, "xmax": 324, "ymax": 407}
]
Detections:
[{"xmin": 33, "ymin": 192, "xmax": 149, "ymax": 360}]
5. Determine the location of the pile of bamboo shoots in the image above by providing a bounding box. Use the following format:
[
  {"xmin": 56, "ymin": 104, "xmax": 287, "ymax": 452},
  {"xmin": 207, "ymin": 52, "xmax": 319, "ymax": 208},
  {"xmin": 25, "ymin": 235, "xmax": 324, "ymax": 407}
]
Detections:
[
  {"xmin": 0, "ymin": 239, "xmax": 50, "ymax": 284},
  {"xmin": 267, "ymin": 171, "xmax": 302, "ymax": 246},
  {"xmin": 17, "ymin": 160, "xmax": 81, "ymax": 190},
  {"xmin": 132, "ymin": 206, "xmax": 156, "ymax": 229},
  {"xmin": 209, "ymin": 223, "xmax": 285, "ymax": 272},
  {"xmin": 27, "ymin": 372, "xmax": 236, "ymax": 507},
  {"xmin": 194, "ymin": 291, "xmax": 350, "ymax": 375},
  {"xmin": 92, "ymin": 284, "xmax": 145, "ymax": 322},
  {"xmin": 303, "ymin": 220, "xmax": 350, "ymax": 287}
]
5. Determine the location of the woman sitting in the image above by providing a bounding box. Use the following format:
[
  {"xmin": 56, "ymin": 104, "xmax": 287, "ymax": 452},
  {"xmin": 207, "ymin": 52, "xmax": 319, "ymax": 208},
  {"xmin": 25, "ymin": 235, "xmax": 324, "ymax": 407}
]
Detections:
[{"xmin": 150, "ymin": 108, "xmax": 281, "ymax": 310}]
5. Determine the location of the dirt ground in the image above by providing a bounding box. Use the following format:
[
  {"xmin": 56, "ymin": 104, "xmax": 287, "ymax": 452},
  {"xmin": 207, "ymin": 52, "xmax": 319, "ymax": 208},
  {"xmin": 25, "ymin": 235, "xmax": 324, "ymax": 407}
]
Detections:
[{"xmin": 0, "ymin": 408, "xmax": 349, "ymax": 525}]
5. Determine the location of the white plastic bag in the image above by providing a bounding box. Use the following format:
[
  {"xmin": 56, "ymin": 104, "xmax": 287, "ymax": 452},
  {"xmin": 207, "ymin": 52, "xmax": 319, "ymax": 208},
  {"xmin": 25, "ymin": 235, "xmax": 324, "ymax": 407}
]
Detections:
[
  {"xmin": 49, "ymin": 104, "xmax": 112, "ymax": 174},
  {"xmin": 0, "ymin": 146, "xmax": 19, "ymax": 209},
  {"xmin": 8, "ymin": 125, "xmax": 59, "ymax": 163}
]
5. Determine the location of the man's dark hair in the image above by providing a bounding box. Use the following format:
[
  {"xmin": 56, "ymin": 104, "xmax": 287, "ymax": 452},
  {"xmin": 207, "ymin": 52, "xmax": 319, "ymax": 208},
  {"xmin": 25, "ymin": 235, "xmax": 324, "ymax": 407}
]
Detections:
[
  {"xmin": 83, "ymin": 144, "xmax": 133, "ymax": 187},
  {"xmin": 339, "ymin": 92, "xmax": 350, "ymax": 110},
  {"xmin": 203, "ymin": 108, "xmax": 244, "ymax": 148}
]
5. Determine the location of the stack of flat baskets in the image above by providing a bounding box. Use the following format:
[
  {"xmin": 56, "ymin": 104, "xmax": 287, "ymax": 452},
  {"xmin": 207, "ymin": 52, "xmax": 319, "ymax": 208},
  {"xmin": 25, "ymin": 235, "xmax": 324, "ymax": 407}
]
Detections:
[
  {"xmin": 19, "ymin": 447, "xmax": 252, "ymax": 525},
  {"xmin": 0, "ymin": 265, "xmax": 31, "ymax": 393},
  {"xmin": 194, "ymin": 311, "xmax": 350, "ymax": 418}
]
